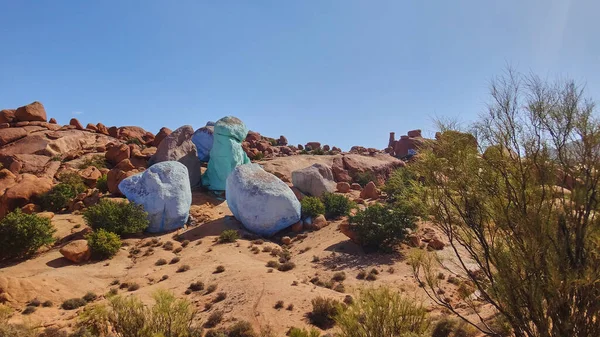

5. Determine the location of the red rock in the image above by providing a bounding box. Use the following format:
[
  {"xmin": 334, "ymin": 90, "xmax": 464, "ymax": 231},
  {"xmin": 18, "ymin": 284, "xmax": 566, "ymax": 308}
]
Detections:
[
  {"xmin": 291, "ymin": 221, "xmax": 303, "ymax": 232},
  {"xmin": 246, "ymin": 131, "xmax": 261, "ymax": 142},
  {"xmin": 360, "ymin": 181, "xmax": 379, "ymax": 199},
  {"xmin": 0, "ymin": 174, "xmax": 53, "ymax": 218},
  {"xmin": 48, "ymin": 118, "xmax": 57, "ymax": 124},
  {"xmin": 428, "ymin": 238, "xmax": 445, "ymax": 250},
  {"xmin": 108, "ymin": 126, "xmax": 119, "ymax": 138},
  {"xmin": 407, "ymin": 129, "xmax": 422, "ymax": 138},
  {"xmin": 96, "ymin": 123, "xmax": 109, "ymax": 135},
  {"xmin": 0, "ymin": 123, "xmax": 9, "ymax": 129},
  {"xmin": 15, "ymin": 121, "xmax": 30, "ymax": 127},
  {"xmin": 86, "ymin": 123, "xmax": 98, "ymax": 131},
  {"xmin": 332, "ymin": 157, "xmax": 352, "ymax": 183},
  {"xmin": 332, "ymin": 147, "xmax": 341, "ymax": 152},
  {"xmin": 107, "ymin": 168, "xmax": 138, "ymax": 195},
  {"xmin": 118, "ymin": 126, "xmax": 148, "ymax": 142},
  {"xmin": 282, "ymin": 236, "xmax": 292, "ymax": 245},
  {"xmin": 298, "ymin": 144, "xmax": 304, "ymax": 150},
  {"xmin": 278, "ymin": 135, "xmax": 288, "ymax": 146},
  {"xmin": 21, "ymin": 203, "xmax": 41, "ymax": 214},
  {"xmin": 339, "ymin": 222, "xmax": 359, "ymax": 243},
  {"xmin": 305, "ymin": 142, "xmax": 321, "ymax": 150},
  {"xmin": 312, "ymin": 214, "xmax": 328, "ymax": 229},
  {"xmin": 408, "ymin": 234, "xmax": 420, "ymax": 247},
  {"xmin": 351, "ymin": 183, "xmax": 362, "ymax": 190},
  {"xmin": 15, "ymin": 101, "xmax": 47, "ymax": 122},
  {"xmin": 336, "ymin": 182, "xmax": 351, "ymax": 193},
  {"xmin": 323, "ymin": 145, "xmax": 330, "ymax": 151},
  {"xmin": 69, "ymin": 118, "xmax": 84, "ymax": 130},
  {"xmin": 256, "ymin": 141, "xmax": 271, "ymax": 152},
  {"xmin": 280, "ymin": 146, "xmax": 292, "ymax": 155},
  {"xmin": 79, "ymin": 166, "xmax": 102, "ymax": 187},
  {"xmin": 290, "ymin": 186, "xmax": 305, "ymax": 201},
  {"xmin": 0, "ymin": 109, "xmax": 16, "ymax": 124},
  {"xmin": 0, "ymin": 128, "xmax": 28, "ymax": 146},
  {"xmin": 388, "ymin": 132, "xmax": 396, "ymax": 148},
  {"xmin": 59, "ymin": 240, "xmax": 91, "ymax": 263},
  {"xmin": 105, "ymin": 144, "xmax": 130, "ymax": 165},
  {"xmin": 115, "ymin": 159, "xmax": 135, "ymax": 171}
]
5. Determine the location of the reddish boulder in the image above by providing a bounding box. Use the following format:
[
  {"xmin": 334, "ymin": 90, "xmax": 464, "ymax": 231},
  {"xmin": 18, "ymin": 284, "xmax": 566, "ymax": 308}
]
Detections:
[
  {"xmin": 280, "ymin": 146, "xmax": 293, "ymax": 155},
  {"xmin": 0, "ymin": 109, "xmax": 16, "ymax": 124},
  {"xmin": 332, "ymin": 146, "xmax": 341, "ymax": 152},
  {"xmin": 115, "ymin": 159, "xmax": 135, "ymax": 171},
  {"xmin": 69, "ymin": 118, "xmax": 84, "ymax": 130},
  {"xmin": 336, "ymin": 182, "xmax": 351, "ymax": 193},
  {"xmin": 351, "ymin": 183, "xmax": 362, "ymax": 191},
  {"xmin": 305, "ymin": 142, "xmax": 321, "ymax": 150},
  {"xmin": 79, "ymin": 166, "xmax": 102, "ymax": 187},
  {"xmin": 15, "ymin": 101, "xmax": 47, "ymax": 122},
  {"xmin": 360, "ymin": 181, "xmax": 379, "ymax": 199},
  {"xmin": 323, "ymin": 145, "xmax": 330, "ymax": 151},
  {"xmin": 107, "ymin": 168, "xmax": 138, "ymax": 195},
  {"xmin": 278, "ymin": 135, "xmax": 288, "ymax": 146},
  {"xmin": 59, "ymin": 240, "xmax": 91, "ymax": 263},
  {"xmin": 96, "ymin": 123, "xmax": 109, "ymax": 135},
  {"xmin": 256, "ymin": 141, "xmax": 271, "ymax": 152},
  {"xmin": 49, "ymin": 118, "xmax": 57, "ymax": 124},
  {"xmin": 428, "ymin": 238, "xmax": 445, "ymax": 250},
  {"xmin": 0, "ymin": 123, "xmax": 9, "ymax": 129},
  {"xmin": 332, "ymin": 157, "xmax": 352, "ymax": 183},
  {"xmin": 0, "ymin": 174, "xmax": 53, "ymax": 218},
  {"xmin": 339, "ymin": 222, "xmax": 359, "ymax": 243},
  {"xmin": 298, "ymin": 144, "xmax": 304, "ymax": 150},
  {"xmin": 105, "ymin": 144, "xmax": 130, "ymax": 165},
  {"xmin": 118, "ymin": 126, "xmax": 148, "ymax": 142},
  {"xmin": 86, "ymin": 123, "xmax": 98, "ymax": 131},
  {"xmin": 291, "ymin": 221, "xmax": 303, "ymax": 232},
  {"xmin": 152, "ymin": 127, "xmax": 172, "ymax": 147},
  {"xmin": 246, "ymin": 131, "xmax": 261, "ymax": 142},
  {"xmin": 0, "ymin": 128, "xmax": 28, "ymax": 146},
  {"xmin": 407, "ymin": 129, "xmax": 422, "ymax": 138},
  {"xmin": 108, "ymin": 126, "xmax": 119, "ymax": 138},
  {"xmin": 408, "ymin": 234, "xmax": 421, "ymax": 247},
  {"xmin": 21, "ymin": 203, "xmax": 41, "ymax": 214}
]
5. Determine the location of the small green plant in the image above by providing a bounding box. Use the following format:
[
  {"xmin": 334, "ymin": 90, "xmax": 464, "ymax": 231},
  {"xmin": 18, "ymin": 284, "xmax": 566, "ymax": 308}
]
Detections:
[
  {"xmin": 127, "ymin": 283, "xmax": 140, "ymax": 292},
  {"xmin": 332, "ymin": 272, "xmax": 346, "ymax": 282},
  {"xmin": 181, "ymin": 240, "xmax": 190, "ymax": 248},
  {"xmin": 278, "ymin": 261, "xmax": 296, "ymax": 271},
  {"xmin": 219, "ymin": 229, "xmax": 239, "ymax": 243},
  {"xmin": 155, "ymin": 258, "xmax": 167, "ymax": 266},
  {"xmin": 252, "ymin": 152, "xmax": 264, "ymax": 161},
  {"xmin": 353, "ymin": 171, "xmax": 378, "ymax": 187},
  {"xmin": 78, "ymin": 155, "xmax": 108, "ymax": 169},
  {"xmin": 163, "ymin": 241, "xmax": 174, "ymax": 250},
  {"xmin": 227, "ymin": 321, "xmax": 257, "ymax": 337},
  {"xmin": 274, "ymin": 300, "xmax": 284, "ymax": 309},
  {"xmin": 177, "ymin": 264, "xmax": 191, "ymax": 273},
  {"xmin": 83, "ymin": 199, "xmax": 149, "ymax": 235},
  {"xmin": 301, "ymin": 197, "xmax": 325, "ymax": 218},
  {"xmin": 266, "ymin": 260, "xmax": 280, "ymax": 268},
  {"xmin": 22, "ymin": 306, "xmax": 36, "ymax": 315},
  {"xmin": 311, "ymin": 148, "xmax": 325, "ymax": 155},
  {"xmin": 86, "ymin": 229, "xmax": 121, "ymax": 260},
  {"xmin": 348, "ymin": 203, "xmax": 417, "ymax": 253},
  {"xmin": 82, "ymin": 292, "xmax": 97, "ymax": 303},
  {"xmin": 214, "ymin": 292, "xmax": 227, "ymax": 303},
  {"xmin": 125, "ymin": 138, "xmax": 142, "ymax": 146},
  {"xmin": 96, "ymin": 174, "xmax": 109, "ymax": 193},
  {"xmin": 50, "ymin": 155, "xmax": 62, "ymax": 162},
  {"xmin": 189, "ymin": 281, "xmax": 205, "ymax": 292},
  {"xmin": 0, "ymin": 209, "xmax": 55, "ymax": 261},
  {"xmin": 62, "ymin": 298, "xmax": 87, "ymax": 310},
  {"xmin": 356, "ymin": 270, "xmax": 367, "ymax": 280},
  {"xmin": 322, "ymin": 193, "xmax": 354, "ymax": 219},
  {"xmin": 334, "ymin": 284, "xmax": 346, "ymax": 293},
  {"xmin": 214, "ymin": 265, "xmax": 225, "ymax": 273},
  {"xmin": 309, "ymin": 297, "xmax": 341, "ymax": 329},
  {"xmin": 288, "ymin": 327, "xmax": 321, "ymax": 337},
  {"xmin": 205, "ymin": 310, "xmax": 224, "ymax": 328},
  {"xmin": 40, "ymin": 181, "xmax": 85, "ymax": 212},
  {"xmin": 206, "ymin": 284, "xmax": 217, "ymax": 294},
  {"xmin": 300, "ymin": 150, "xmax": 309, "ymax": 155}
]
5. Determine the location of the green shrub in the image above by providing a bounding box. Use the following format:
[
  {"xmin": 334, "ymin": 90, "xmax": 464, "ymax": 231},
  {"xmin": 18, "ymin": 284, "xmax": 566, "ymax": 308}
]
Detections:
[
  {"xmin": 278, "ymin": 261, "xmax": 296, "ymax": 271},
  {"xmin": 299, "ymin": 150, "xmax": 309, "ymax": 155},
  {"xmin": 301, "ymin": 197, "xmax": 325, "ymax": 218},
  {"xmin": 86, "ymin": 229, "xmax": 121, "ymax": 260},
  {"xmin": 83, "ymin": 199, "xmax": 149, "ymax": 235},
  {"xmin": 0, "ymin": 209, "xmax": 55, "ymax": 261},
  {"xmin": 311, "ymin": 148, "xmax": 325, "ymax": 155},
  {"xmin": 58, "ymin": 171, "xmax": 87, "ymax": 189},
  {"xmin": 381, "ymin": 168, "xmax": 425, "ymax": 216},
  {"xmin": 308, "ymin": 297, "xmax": 342, "ymax": 329},
  {"xmin": 126, "ymin": 138, "xmax": 142, "ymax": 146},
  {"xmin": 40, "ymin": 182, "xmax": 84, "ymax": 212},
  {"xmin": 288, "ymin": 327, "xmax": 321, "ymax": 337},
  {"xmin": 205, "ymin": 329, "xmax": 228, "ymax": 337},
  {"xmin": 78, "ymin": 155, "xmax": 108, "ymax": 170},
  {"xmin": 348, "ymin": 203, "xmax": 417, "ymax": 253},
  {"xmin": 62, "ymin": 298, "xmax": 87, "ymax": 310},
  {"xmin": 353, "ymin": 171, "xmax": 378, "ymax": 187},
  {"xmin": 335, "ymin": 287, "xmax": 430, "ymax": 337},
  {"xmin": 322, "ymin": 193, "xmax": 354, "ymax": 219},
  {"xmin": 219, "ymin": 229, "xmax": 239, "ymax": 243},
  {"xmin": 205, "ymin": 310, "xmax": 224, "ymax": 328},
  {"xmin": 251, "ymin": 152, "xmax": 264, "ymax": 161},
  {"xmin": 82, "ymin": 292, "xmax": 97, "ymax": 303},
  {"xmin": 22, "ymin": 306, "xmax": 36, "ymax": 315},
  {"xmin": 96, "ymin": 174, "xmax": 109, "ymax": 193},
  {"xmin": 227, "ymin": 321, "xmax": 257, "ymax": 337}
]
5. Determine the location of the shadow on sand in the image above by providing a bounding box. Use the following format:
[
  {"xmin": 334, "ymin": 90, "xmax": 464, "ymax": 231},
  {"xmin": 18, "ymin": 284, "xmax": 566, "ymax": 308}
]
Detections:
[{"xmin": 318, "ymin": 240, "xmax": 406, "ymax": 270}]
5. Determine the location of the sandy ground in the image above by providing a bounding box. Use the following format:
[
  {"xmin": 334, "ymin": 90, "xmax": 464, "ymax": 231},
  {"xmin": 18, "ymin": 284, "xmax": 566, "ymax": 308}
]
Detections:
[{"xmin": 0, "ymin": 190, "xmax": 487, "ymax": 335}]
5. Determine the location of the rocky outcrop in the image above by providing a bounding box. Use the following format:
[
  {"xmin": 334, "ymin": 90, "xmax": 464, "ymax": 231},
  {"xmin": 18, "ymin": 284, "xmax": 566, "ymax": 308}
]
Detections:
[
  {"xmin": 0, "ymin": 109, "xmax": 16, "ymax": 124},
  {"xmin": 360, "ymin": 181, "xmax": 380, "ymax": 199},
  {"xmin": 70, "ymin": 118, "xmax": 84, "ymax": 130},
  {"xmin": 149, "ymin": 125, "xmax": 201, "ymax": 187},
  {"xmin": 291, "ymin": 163, "xmax": 336, "ymax": 197},
  {"xmin": 0, "ymin": 128, "xmax": 28, "ymax": 146},
  {"xmin": 336, "ymin": 182, "xmax": 351, "ymax": 193},
  {"xmin": 59, "ymin": 240, "xmax": 91, "ymax": 263},
  {"xmin": 105, "ymin": 144, "xmax": 130, "ymax": 165},
  {"xmin": 15, "ymin": 102, "xmax": 47, "ymax": 122},
  {"xmin": 152, "ymin": 127, "xmax": 172, "ymax": 147},
  {"xmin": 119, "ymin": 161, "xmax": 192, "ymax": 233},
  {"xmin": 226, "ymin": 164, "xmax": 301, "ymax": 236},
  {"xmin": 191, "ymin": 123, "xmax": 214, "ymax": 162},
  {"xmin": 0, "ymin": 173, "xmax": 53, "ymax": 217}
]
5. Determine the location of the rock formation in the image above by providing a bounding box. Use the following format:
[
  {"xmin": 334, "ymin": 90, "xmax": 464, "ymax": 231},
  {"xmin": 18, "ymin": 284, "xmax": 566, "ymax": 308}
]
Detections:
[
  {"xmin": 291, "ymin": 163, "xmax": 336, "ymax": 197},
  {"xmin": 191, "ymin": 122, "xmax": 215, "ymax": 162},
  {"xmin": 149, "ymin": 125, "xmax": 201, "ymax": 187}
]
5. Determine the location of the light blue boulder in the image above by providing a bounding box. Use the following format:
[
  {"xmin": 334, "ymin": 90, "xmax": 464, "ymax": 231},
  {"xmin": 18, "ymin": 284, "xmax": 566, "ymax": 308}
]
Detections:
[
  {"xmin": 191, "ymin": 122, "xmax": 215, "ymax": 162},
  {"xmin": 118, "ymin": 161, "xmax": 192, "ymax": 233},
  {"xmin": 226, "ymin": 164, "xmax": 301, "ymax": 236},
  {"xmin": 203, "ymin": 116, "xmax": 251, "ymax": 191}
]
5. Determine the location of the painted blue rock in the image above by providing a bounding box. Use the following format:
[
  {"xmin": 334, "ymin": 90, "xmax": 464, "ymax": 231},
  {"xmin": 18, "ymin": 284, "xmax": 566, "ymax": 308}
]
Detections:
[
  {"xmin": 191, "ymin": 123, "xmax": 214, "ymax": 162},
  {"xmin": 118, "ymin": 161, "xmax": 192, "ymax": 233},
  {"xmin": 226, "ymin": 163, "xmax": 301, "ymax": 236}
]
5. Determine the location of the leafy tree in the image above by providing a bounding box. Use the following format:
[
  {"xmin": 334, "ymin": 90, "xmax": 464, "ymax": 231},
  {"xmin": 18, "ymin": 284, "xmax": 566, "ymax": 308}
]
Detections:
[{"xmin": 410, "ymin": 69, "xmax": 600, "ymax": 337}]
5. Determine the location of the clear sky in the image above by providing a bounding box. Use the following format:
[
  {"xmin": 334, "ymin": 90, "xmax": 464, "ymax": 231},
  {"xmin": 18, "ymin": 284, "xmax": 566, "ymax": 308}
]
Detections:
[{"xmin": 1, "ymin": 1, "xmax": 598, "ymax": 150}]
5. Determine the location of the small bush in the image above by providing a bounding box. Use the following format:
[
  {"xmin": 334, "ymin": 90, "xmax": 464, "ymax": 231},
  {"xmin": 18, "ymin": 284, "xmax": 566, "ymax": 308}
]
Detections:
[
  {"xmin": 155, "ymin": 258, "xmax": 167, "ymax": 266},
  {"xmin": 287, "ymin": 304, "xmax": 294, "ymax": 311},
  {"xmin": 322, "ymin": 193, "xmax": 354, "ymax": 219},
  {"xmin": 189, "ymin": 281, "xmax": 205, "ymax": 292},
  {"xmin": 160, "ymin": 275, "xmax": 169, "ymax": 281},
  {"xmin": 366, "ymin": 273, "xmax": 378, "ymax": 281},
  {"xmin": 62, "ymin": 298, "xmax": 87, "ymax": 310},
  {"xmin": 206, "ymin": 284, "xmax": 217, "ymax": 294},
  {"xmin": 0, "ymin": 209, "xmax": 55, "ymax": 261},
  {"xmin": 335, "ymin": 287, "xmax": 430, "ymax": 337},
  {"xmin": 163, "ymin": 241, "xmax": 174, "ymax": 250},
  {"xmin": 353, "ymin": 171, "xmax": 378, "ymax": 187},
  {"xmin": 177, "ymin": 265, "xmax": 191, "ymax": 273},
  {"xmin": 173, "ymin": 246, "xmax": 183, "ymax": 254},
  {"xmin": 82, "ymin": 292, "xmax": 97, "ymax": 303},
  {"xmin": 170, "ymin": 256, "xmax": 181, "ymax": 264},
  {"xmin": 40, "ymin": 173, "xmax": 86, "ymax": 212},
  {"xmin": 205, "ymin": 329, "xmax": 227, "ymax": 337},
  {"xmin": 301, "ymin": 197, "xmax": 325, "ymax": 218},
  {"xmin": 78, "ymin": 155, "xmax": 108, "ymax": 170},
  {"xmin": 86, "ymin": 229, "xmax": 121, "ymax": 260},
  {"xmin": 126, "ymin": 138, "xmax": 142, "ymax": 146},
  {"xmin": 266, "ymin": 260, "xmax": 280, "ymax": 268},
  {"xmin": 278, "ymin": 261, "xmax": 296, "ymax": 272},
  {"xmin": 214, "ymin": 292, "xmax": 227, "ymax": 303},
  {"xmin": 348, "ymin": 203, "xmax": 417, "ymax": 253},
  {"xmin": 127, "ymin": 283, "xmax": 140, "ymax": 292},
  {"xmin": 332, "ymin": 272, "xmax": 346, "ymax": 282},
  {"xmin": 83, "ymin": 199, "xmax": 148, "ymax": 235},
  {"xmin": 274, "ymin": 300, "xmax": 284, "ymax": 309},
  {"xmin": 333, "ymin": 284, "xmax": 346, "ymax": 293},
  {"xmin": 205, "ymin": 310, "xmax": 224, "ymax": 328},
  {"xmin": 27, "ymin": 299, "xmax": 41, "ymax": 307},
  {"xmin": 22, "ymin": 306, "xmax": 36, "ymax": 315},
  {"xmin": 227, "ymin": 320, "xmax": 257, "ymax": 337},
  {"xmin": 309, "ymin": 297, "xmax": 341, "ymax": 329},
  {"xmin": 42, "ymin": 300, "xmax": 53, "ymax": 307},
  {"xmin": 288, "ymin": 327, "xmax": 321, "ymax": 337},
  {"xmin": 356, "ymin": 270, "xmax": 367, "ymax": 279},
  {"xmin": 219, "ymin": 229, "xmax": 239, "ymax": 243},
  {"xmin": 214, "ymin": 265, "xmax": 225, "ymax": 273},
  {"xmin": 181, "ymin": 240, "xmax": 190, "ymax": 247}
]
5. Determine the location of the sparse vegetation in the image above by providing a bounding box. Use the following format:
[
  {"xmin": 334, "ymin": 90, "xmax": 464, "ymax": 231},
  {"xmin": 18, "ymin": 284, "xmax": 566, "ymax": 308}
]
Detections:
[
  {"xmin": 82, "ymin": 292, "xmax": 97, "ymax": 303},
  {"xmin": 22, "ymin": 306, "xmax": 36, "ymax": 315},
  {"xmin": 353, "ymin": 171, "xmax": 378, "ymax": 187},
  {"xmin": 181, "ymin": 240, "xmax": 190, "ymax": 247},
  {"xmin": 177, "ymin": 264, "xmax": 191, "ymax": 273},
  {"xmin": 219, "ymin": 229, "xmax": 239, "ymax": 243},
  {"xmin": 205, "ymin": 310, "xmax": 224, "ymax": 328},
  {"xmin": 163, "ymin": 241, "xmax": 174, "ymax": 250},
  {"xmin": 214, "ymin": 292, "xmax": 227, "ymax": 303},
  {"xmin": 62, "ymin": 298, "xmax": 87, "ymax": 310},
  {"xmin": 301, "ymin": 197, "xmax": 325, "ymax": 218},
  {"xmin": 83, "ymin": 199, "xmax": 149, "ymax": 235},
  {"xmin": 78, "ymin": 155, "xmax": 108, "ymax": 169},
  {"xmin": 266, "ymin": 260, "xmax": 280, "ymax": 268},
  {"xmin": 308, "ymin": 297, "xmax": 341, "ymax": 329},
  {"xmin": 40, "ymin": 173, "xmax": 86, "ymax": 212},
  {"xmin": 42, "ymin": 300, "xmax": 53, "ymax": 308},
  {"xmin": 332, "ymin": 272, "xmax": 346, "ymax": 282},
  {"xmin": 86, "ymin": 229, "xmax": 122, "ymax": 260},
  {"xmin": 288, "ymin": 327, "xmax": 321, "ymax": 337},
  {"xmin": 170, "ymin": 256, "xmax": 181, "ymax": 264},
  {"xmin": 322, "ymin": 193, "xmax": 354, "ymax": 219},
  {"xmin": 277, "ymin": 261, "xmax": 296, "ymax": 272},
  {"xmin": 274, "ymin": 300, "xmax": 284, "ymax": 309},
  {"xmin": 227, "ymin": 320, "xmax": 257, "ymax": 337},
  {"xmin": 0, "ymin": 209, "xmax": 55, "ymax": 261},
  {"xmin": 155, "ymin": 258, "xmax": 167, "ymax": 266},
  {"xmin": 214, "ymin": 265, "xmax": 225, "ymax": 273},
  {"xmin": 189, "ymin": 281, "xmax": 205, "ymax": 292},
  {"xmin": 206, "ymin": 284, "xmax": 217, "ymax": 294}
]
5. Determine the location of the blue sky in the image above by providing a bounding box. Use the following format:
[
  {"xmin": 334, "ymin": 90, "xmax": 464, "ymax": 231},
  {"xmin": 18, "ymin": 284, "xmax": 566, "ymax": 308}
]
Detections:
[{"xmin": 1, "ymin": 1, "xmax": 598, "ymax": 150}]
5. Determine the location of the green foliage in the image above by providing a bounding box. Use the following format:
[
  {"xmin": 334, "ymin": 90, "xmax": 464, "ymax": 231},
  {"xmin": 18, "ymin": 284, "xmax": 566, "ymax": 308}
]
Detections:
[
  {"xmin": 0, "ymin": 209, "xmax": 55, "ymax": 261},
  {"xmin": 205, "ymin": 311, "xmax": 224, "ymax": 328},
  {"xmin": 219, "ymin": 229, "xmax": 239, "ymax": 243},
  {"xmin": 226, "ymin": 321, "xmax": 257, "ymax": 337},
  {"xmin": 299, "ymin": 150, "xmax": 309, "ymax": 155},
  {"xmin": 300, "ymin": 197, "xmax": 325, "ymax": 218},
  {"xmin": 335, "ymin": 287, "xmax": 429, "ymax": 337},
  {"xmin": 382, "ymin": 168, "xmax": 425, "ymax": 216},
  {"xmin": 348, "ymin": 203, "xmax": 417, "ymax": 253},
  {"xmin": 77, "ymin": 290, "xmax": 199, "ymax": 337},
  {"xmin": 83, "ymin": 199, "xmax": 149, "ymax": 235},
  {"xmin": 431, "ymin": 318, "xmax": 478, "ymax": 337},
  {"xmin": 353, "ymin": 171, "xmax": 378, "ymax": 187},
  {"xmin": 78, "ymin": 155, "xmax": 108, "ymax": 169},
  {"xmin": 251, "ymin": 152, "xmax": 264, "ymax": 161},
  {"xmin": 86, "ymin": 229, "xmax": 121, "ymax": 260},
  {"xmin": 288, "ymin": 327, "xmax": 321, "ymax": 337},
  {"xmin": 311, "ymin": 148, "xmax": 325, "ymax": 155},
  {"xmin": 62, "ymin": 298, "xmax": 87, "ymax": 310},
  {"xmin": 40, "ymin": 177, "xmax": 86, "ymax": 212},
  {"xmin": 321, "ymin": 193, "xmax": 354, "ymax": 219},
  {"xmin": 126, "ymin": 138, "xmax": 142, "ymax": 146},
  {"xmin": 308, "ymin": 297, "xmax": 342, "ymax": 329},
  {"xmin": 96, "ymin": 174, "xmax": 109, "ymax": 193}
]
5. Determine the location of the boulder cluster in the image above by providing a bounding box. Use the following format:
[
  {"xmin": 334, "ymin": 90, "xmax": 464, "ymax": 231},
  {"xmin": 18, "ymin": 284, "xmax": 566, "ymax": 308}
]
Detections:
[{"xmin": 386, "ymin": 129, "xmax": 427, "ymax": 159}]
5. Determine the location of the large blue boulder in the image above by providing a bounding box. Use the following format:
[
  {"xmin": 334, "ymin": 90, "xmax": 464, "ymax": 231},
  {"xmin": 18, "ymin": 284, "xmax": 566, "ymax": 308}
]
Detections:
[
  {"xmin": 191, "ymin": 122, "xmax": 215, "ymax": 162},
  {"xmin": 226, "ymin": 164, "xmax": 301, "ymax": 236},
  {"xmin": 118, "ymin": 161, "xmax": 192, "ymax": 233}
]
